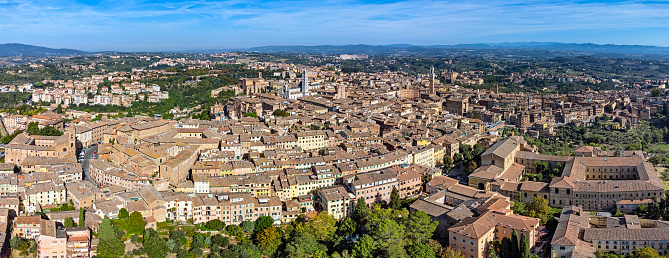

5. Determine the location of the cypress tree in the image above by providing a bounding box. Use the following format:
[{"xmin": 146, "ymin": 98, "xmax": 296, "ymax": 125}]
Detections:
[
  {"xmin": 520, "ymin": 231, "xmax": 531, "ymax": 258},
  {"xmin": 78, "ymin": 208, "xmax": 85, "ymax": 227},
  {"xmin": 500, "ymin": 237, "xmax": 512, "ymax": 258},
  {"xmin": 511, "ymin": 229, "xmax": 520, "ymax": 258}
]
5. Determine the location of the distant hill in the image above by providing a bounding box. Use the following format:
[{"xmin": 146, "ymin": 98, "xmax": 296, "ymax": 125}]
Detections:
[
  {"xmin": 243, "ymin": 43, "xmax": 669, "ymax": 59},
  {"xmin": 0, "ymin": 43, "xmax": 89, "ymax": 57}
]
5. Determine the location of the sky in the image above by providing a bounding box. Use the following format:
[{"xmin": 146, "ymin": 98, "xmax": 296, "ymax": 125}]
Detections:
[{"xmin": 0, "ymin": 0, "xmax": 668, "ymax": 52}]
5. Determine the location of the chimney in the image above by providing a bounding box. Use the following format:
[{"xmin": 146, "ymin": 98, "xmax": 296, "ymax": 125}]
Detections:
[{"xmin": 258, "ymin": 72, "xmax": 262, "ymax": 79}]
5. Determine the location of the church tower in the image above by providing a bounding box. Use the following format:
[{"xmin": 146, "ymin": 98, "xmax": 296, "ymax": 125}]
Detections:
[
  {"xmin": 429, "ymin": 66, "xmax": 435, "ymax": 94},
  {"xmin": 302, "ymin": 69, "xmax": 309, "ymax": 95}
]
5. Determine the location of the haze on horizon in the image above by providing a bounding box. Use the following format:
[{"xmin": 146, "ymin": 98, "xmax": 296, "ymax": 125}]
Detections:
[{"xmin": 0, "ymin": 0, "xmax": 667, "ymax": 52}]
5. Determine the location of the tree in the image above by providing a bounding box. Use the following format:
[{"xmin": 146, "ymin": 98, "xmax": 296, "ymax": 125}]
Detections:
[
  {"xmin": 406, "ymin": 242, "xmax": 436, "ymax": 258},
  {"xmin": 97, "ymin": 217, "xmax": 125, "ymax": 258},
  {"xmin": 438, "ymin": 246, "xmax": 465, "ymax": 258},
  {"xmin": 460, "ymin": 145, "xmax": 473, "ymax": 162},
  {"xmin": 632, "ymin": 247, "xmax": 660, "ymax": 258},
  {"xmin": 78, "ymin": 208, "xmax": 85, "ymax": 227},
  {"xmin": 10, "ymin": 236, "xmax": 29, "ymax": 250},
  {"xmin": 118, "ymin": 208, "xmax": 129, "ymax": 220},
  {"xmin": 453, "ymin": 153, "xmax": 463, "ymax": 164},
  {"xmin": 500, "ymin": 237, "xmax": 512, "ymax": 258},
  {"xmin": 144, "ymin": 234, "xmax": 167, "ymax": 258},
  {"xmin": 254, "ymin": 226, "xmax": 281, "ymax": 256},
  {"xmin": 206, "ymin": 219, "xmax": 225, "ymax": 231},
  {"xmin": 465, "ymin": 160, "xmax": 478, "ymax": 175},
  {"xmin": 511, "ymin": 230, "xmax": 520, "ymax": 258},
  {"xmin": 526, "ymin": 196, "xmax": 553, "ymax": 224},
  {"xmin": 472, "ymin": 143, "xmax": 484, "ymax": 157},
  {"xmin": 243, "ymin": 112, "xmax": 258, "ymax": 118},
  {"xmin": 652, "ymin": 88, "xmax": 662, "ymax": 97},
  {"xmin": 443, "ymin": 155, "xmax": 453, "ymax": 170},
  {"xmin": 338, "ymin": 217, "xmax": 357, "ymax": 236},
  {"xmin": 241, "ymin": 220, "xmax": 255, "ymax": 233},
  {"xmin": 373, "ymin": 219, "xmax": 405, "ymax": 247},
  {"xmin": 64, "ymin": 217, "xmax": 75, "ymax": 227},
  {"xmin": 1, "ymin": 130, "xmax": 22, "ymax": 144},
  {"xmin": 283, "ymin": 231, "xmax": 327, "ymax": 257},
  {"xmin": 406, "ymin": 211, "xmax": 438, "ymax": 243},
  {"xmin": 126, "ymin": 211, "xmax": 146, "ymax": 235},
  {"xmin": 614, "ymin": 207, "xmax": 624, "ymax": 217},
  {"xmin": 307, "ymin": 212, "xmax": 337, "ymax": 241},
  {"xmin": 389, "ymin": 187, "xmax": 401, "ymax": 210},
  {"xmin": 519, "ymin": 231, "xmax": 530, "ymax": 258},
  {"xmin": 354, "ymin": 197, "xmax": 370, "ymax": 222},
  {"xmin": 352, "ymin": 234, "xmax": 375, "ymax": 258},
  {"xmin": 255, "ymin": 216, "xmax": 274, "ymax": 232},
  {"xmin": 511, "ymin": 201, "xmax": 526, "ymax": 216},
  {"xmin": 226, "ymin": 224, "xmax": 242, "ymax": 236},
  {"xmin": 211, "ymin": 234, "xmax": 230, "ymax": 248}
]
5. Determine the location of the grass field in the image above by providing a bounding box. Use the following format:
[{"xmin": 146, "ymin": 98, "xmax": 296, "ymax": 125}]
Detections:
[
  {"xmin": 655, "ymin": 166, "xmax": 669, "ymax": 191},
  {"xmin": 652, "ymin": 144, "xmax": 669, "ymax": 152}
]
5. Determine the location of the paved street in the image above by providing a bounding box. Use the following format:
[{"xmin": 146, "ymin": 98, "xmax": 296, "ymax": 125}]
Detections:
[{"xmin": 80, "ymin": 145, "xmax": 98, "ymax": 184}]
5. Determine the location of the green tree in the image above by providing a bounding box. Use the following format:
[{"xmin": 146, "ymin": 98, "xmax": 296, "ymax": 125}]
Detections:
[
  {"xmin": 205, "ymin": 219, "xmax": 225, "ymax": 231},
  {"xmin": 500, "ymin": 237, "xmax": 512, "ymax": 258},
  {"xmin": 78, "ymin": 208, "xmax": 85, "ymax": 227},
  {"xmin": 652, "ymin": 88, "xmax": 662, "ymax": 97},
  {"xmin": 254, "ymin": 226, "xmax": 281, "ymax": 256},
  {"xmin": 406, "ymin": 211, "xmax": 438, "ymax": 243},
  {"xmin": 511, "ymin": 201, "xmax": 526, "ymax": 216},
  {"xmin": 373, "ymin": 219, "xmax": 405, "ymax": 247},
  {"xmin": 453, "ymin": 153, "xmax": 463, "ymax": 164},
  {"xmin": 254, "ymin": 216, "xmax": 274, "ymax": 232},
  {"xmin": 64, "ymin": 217, "xmax": 75, "ymax": 227},
  {"xmin": 443, "ymin": 155, "xmax": 453, "ymax": 170},
  {"xmin": 354, "ymin": 198, "xmax": 370, "ymax": 223},
  {"xmin": 10, "ymin": 236, "xmax": 28, "ymax": 250},
  {"xmin": 56, "ymin": 104, "xmax": 63, "ymax": 114},
  {"xmin": 241, "ymin": 220, "xmax": 255, "ymax": 233},
  {"xmin": 520, "ymin": 231, "xmax": 530, "ymax": 258},
  {"xmin": 97, "ymin": 217, "xmax": 125, "ymax": 258},
  {"xmin": 511, "ymin": 230, "xmax": 520, "ymax": 258},
  {"xmin": 465, "ymin": 160, "xmax": 478, "ymax": 175},
  {"xmin": 406, "ymin": 242, "xmax": 436, "ymax": 258},
  {"xmin": 352, "ymin": 234, "xmax": 375, "ymax": 258},
  {"xmin": 526, "ymin": 196, "xmax": 553, "ymax": 224},
  {"xmin": 1, "ymin": 130, "xmax": 22, "ymax": 144},
  {"xmin": 212, "ymin": 234, "xmax": 229, "ymax": 248},
  {"xmin": 472, "ymin": 143, "xmax": 484, "ymax": 157},
  {"xmin": 614, "ymin": 207, "xmax": 624, "ymax": 217},
  {"xmin": 460, "ymin": 144, "xmax": 473, "ymax": 162},
  {"xmin": 144, "ymin": 234, "xmax": 167, "ymax": 258},
  {"xmin": 243, "ymin": 112, "xmax": 258, "ymax": 118},
  {"xmin": 118, "ymin": 208, "xmax": 129, "ymax": 220},
  {"xmin": 307, "ymin": 212, "xmax": 337, "ymax": 241},
  {"xmin": 126, "ymin": 211, "xmax": 146, "ymax": 235},
  {"xmin": 283, "ymin": 232, "xmax": 327, "ymax": 257},
  {"xmin": 632, "ymin": 247, "xmax": 660, "ymax": 258},
  {"xmin": 338, "ymin": 217, "xmax": 357, "ymax": 236},
  {"xmin": 389, "ymin": 187, "xmax": 401, "ymax": 210}
]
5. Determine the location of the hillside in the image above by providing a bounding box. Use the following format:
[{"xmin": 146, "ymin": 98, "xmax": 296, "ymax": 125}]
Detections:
[{"xmin": 0, "ymin": 43, "xmax": 89, "ymax": 57}]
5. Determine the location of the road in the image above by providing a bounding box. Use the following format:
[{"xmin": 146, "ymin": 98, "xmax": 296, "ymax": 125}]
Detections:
[{"xmin": 80, "ymin": 145, "xmax": 98, "ymax": 184}]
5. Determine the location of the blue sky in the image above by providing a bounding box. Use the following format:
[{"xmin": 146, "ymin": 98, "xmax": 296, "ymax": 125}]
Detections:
[{"xmin": 0, "ymin": 0, "xmax": 667, "ymax": 51}]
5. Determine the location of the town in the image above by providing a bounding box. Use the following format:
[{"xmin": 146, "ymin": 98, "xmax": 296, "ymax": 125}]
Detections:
[{"xmin": 0, "ymin": 51, "xmax": 667, "ymax": 258}]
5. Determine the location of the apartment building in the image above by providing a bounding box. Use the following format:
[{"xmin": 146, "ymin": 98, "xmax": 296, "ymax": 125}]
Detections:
[
  {"xmin": 317, "ymin": 186, "xmax": 353, "ymax": 220},
  {"xmin": 25, "ymin": 181, "xmax": 67, "ymax": 207},
  {"xmin": 160, "ymin": 146, "xmax": 199, "ymax": 186},
  {"xmin": 449, "ymin": 209, "xmax": 540, "ymax": 258},
  {"xmin": 345, "ymin": 170, "xmax": 398, "ymax": 206},
  {"xmin": 14, "ymin": 216, "xmax": 43, "ymax": 239},
  {"xmin": 295, "ymin": 131, "xmax": 326, "ymax": 151}
]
